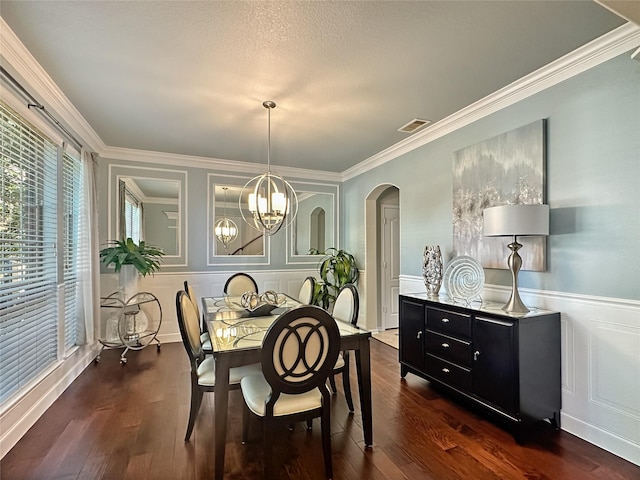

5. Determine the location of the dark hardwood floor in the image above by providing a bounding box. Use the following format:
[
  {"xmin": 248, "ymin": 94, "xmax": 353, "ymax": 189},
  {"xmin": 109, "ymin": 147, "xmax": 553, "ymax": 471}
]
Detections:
[{"xmin": 2, "ymin": 340, "xmax": 638, "ymax": 479}]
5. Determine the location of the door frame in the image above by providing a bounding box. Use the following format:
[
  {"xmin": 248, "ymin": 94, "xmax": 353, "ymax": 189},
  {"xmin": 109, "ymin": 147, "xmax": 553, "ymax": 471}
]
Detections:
[
  {"xmin": 364, "ymin": 183, "xmax": 400, "ymax": 332},
  {"xmin": 380, "ymin": 203, "xmax": 399, "ymax": 329}
]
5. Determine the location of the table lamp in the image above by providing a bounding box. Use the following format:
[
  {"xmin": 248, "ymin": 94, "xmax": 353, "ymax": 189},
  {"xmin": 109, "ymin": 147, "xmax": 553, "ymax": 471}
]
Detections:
[{"xmin": 483, "ymin": 204, "xmax": 549, "ymax": 314}]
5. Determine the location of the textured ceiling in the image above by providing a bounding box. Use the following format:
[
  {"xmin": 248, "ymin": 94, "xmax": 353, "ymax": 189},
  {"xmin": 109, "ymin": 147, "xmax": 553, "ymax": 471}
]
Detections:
[{"xmin": 0, "ymin": 1, "xmax": 628, "ymax": 173}]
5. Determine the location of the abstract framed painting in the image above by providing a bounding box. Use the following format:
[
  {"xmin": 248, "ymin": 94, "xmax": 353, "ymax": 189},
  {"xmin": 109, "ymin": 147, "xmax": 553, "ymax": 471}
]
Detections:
[{"xmin": 452, "ymin": 119, "xmax": 547, "ymax": 271}]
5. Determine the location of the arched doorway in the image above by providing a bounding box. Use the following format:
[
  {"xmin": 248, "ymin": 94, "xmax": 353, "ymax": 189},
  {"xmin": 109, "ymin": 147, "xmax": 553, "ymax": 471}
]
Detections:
[
  {"xmin": 364, "ymin": 184, "xmax": 400, "ymax": 332},
  {"xmin": 309, "ymin": 207, "xmax": 325, "ymax": 251}
]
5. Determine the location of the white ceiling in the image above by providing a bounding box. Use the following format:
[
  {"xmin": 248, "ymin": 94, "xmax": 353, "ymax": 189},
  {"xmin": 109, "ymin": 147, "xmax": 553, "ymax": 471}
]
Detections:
[{"xmin": 0, "ymin": 1, "xmax": 631, "ymax": 173}]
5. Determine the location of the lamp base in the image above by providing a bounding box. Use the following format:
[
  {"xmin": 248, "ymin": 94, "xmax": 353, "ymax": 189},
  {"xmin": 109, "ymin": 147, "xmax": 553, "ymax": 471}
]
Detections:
[
  {"xmin": 502, "ymin": 291, "xmax": 530, "ymax": 315},
  {"xmin": 502, "ymin": 236, "xmax": 530, "ymax": 315}
]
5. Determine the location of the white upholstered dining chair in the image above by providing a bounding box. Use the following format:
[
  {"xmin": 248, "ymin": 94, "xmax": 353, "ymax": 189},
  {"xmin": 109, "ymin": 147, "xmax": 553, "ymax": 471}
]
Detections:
[
  {"xmin": 183, "ymin": 280, "xmax": 212, "ymax": 354},
  {"xmin": 328, "ymin": 283, "xmax": 360, "ymax": 411},
  {"xmin": 224, "ymin": 272, "xmax": 259, "ymax": 296},
  {"xmin": 239, "ymin": 305, "xmax": 340, "ymax": 479},
  {"xmin": 175, "ymin": 290, "xmax": 260, "ymax": 441},
  {"xmin": 297, "ymin": 276, "xmax": 316, "ymax": 305}
]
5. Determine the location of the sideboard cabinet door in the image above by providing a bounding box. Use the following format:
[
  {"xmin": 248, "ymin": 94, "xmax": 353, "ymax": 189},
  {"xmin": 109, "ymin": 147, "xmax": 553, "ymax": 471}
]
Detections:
[
  {"xmin": 399, "ymin": 297, "xmax": 425, "ymax": 373},
  {"xmin": 472, "ymin": 316, "xmax": 517, "ymax": 415}
]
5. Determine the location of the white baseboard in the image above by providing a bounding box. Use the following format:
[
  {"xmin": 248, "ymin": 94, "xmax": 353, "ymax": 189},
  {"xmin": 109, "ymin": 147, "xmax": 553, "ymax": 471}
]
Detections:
[
  {"xmin": 562, "ymin": 413, "xmax": 640, "ymax": 466},
  {"xmin": 0, "ymin": 343, "xmax": 100, "ymax": 459},
  {"xmin": 5, "ymin": 273, "xmax": 638, "ymax": 467},
  {"xmin": 3, "ymin": 269, "xmax": 315, "ymax": 460},
  {"xmin": 157, "ymin": 333, "xmax": 181, "ymax": 345},
  {"xmin": 0, "ymin": 332, "xmax": 181, "ymax": 460},
  {"xmin": 399, "ymin": 273, "xmax": 640, "ymax": 467}
]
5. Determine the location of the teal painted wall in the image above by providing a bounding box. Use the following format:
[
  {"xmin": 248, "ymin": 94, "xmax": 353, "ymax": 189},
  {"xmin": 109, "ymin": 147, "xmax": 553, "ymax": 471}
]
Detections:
[{"xmin": 343, "ymin": 52, "xmax": 640, "ymax": 300}]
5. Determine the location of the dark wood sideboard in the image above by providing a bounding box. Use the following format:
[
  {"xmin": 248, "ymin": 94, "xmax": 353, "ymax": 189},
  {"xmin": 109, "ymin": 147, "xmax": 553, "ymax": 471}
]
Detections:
[{"xmin": 399, "ymin": 293, "xmax": 561, "ymax": 440}]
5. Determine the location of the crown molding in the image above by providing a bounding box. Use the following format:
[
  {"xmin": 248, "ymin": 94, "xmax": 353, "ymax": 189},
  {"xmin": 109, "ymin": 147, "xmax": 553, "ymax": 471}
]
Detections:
[
  {"xmin": 0, "ymin": 18, "xmax": 339, "ymax": 183},
  {"xmin": 100, "ymin": 145, "xmax": 342, "ymax": 183},
  {"xmin": 0, "ymin": 18, "xmax": 106, "ymax": 153},
  {"xmin": 3, "ymin": 16, "xmax": 637, "ymax": 184},
  {"xmin": 341, "ymin": 22, "xmax": 640, "ymax": 182}
]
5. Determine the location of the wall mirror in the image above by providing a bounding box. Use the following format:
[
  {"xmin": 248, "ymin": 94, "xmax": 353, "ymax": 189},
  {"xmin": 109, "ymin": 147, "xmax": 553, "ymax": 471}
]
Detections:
[
  {"xmin": 118, "ymin": 177, "xmax": 180, "ymax": 255},
  {"xmin": 208, "ymin": 174, "xmax": 269, "ymax": 266},
  {"xmin": 286, "ymin": 185, "xmax": 338, "ymax": 265},
  {"xmin": 213, "ymin": 185, "xmax": 264, "ymax": 256},
  {"xmin": 108, "ymin": 165, "xmax": 187, "ymax": 267}
]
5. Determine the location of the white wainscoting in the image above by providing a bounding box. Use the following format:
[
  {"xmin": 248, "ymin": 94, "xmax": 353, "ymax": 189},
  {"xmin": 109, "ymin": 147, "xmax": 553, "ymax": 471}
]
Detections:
[
  {"xmin": 399, "ymin": 274, "xmax": 640, "ymax": 466},
  {"xmin": 5, "ymin": 271, "xmax": 637, "ymax": 465},
  {"xmin": 100, "ymin": 269, "xmax": 318, "ymax": 345},
  {"xmin": 0, "ymin": 269, "xmax": 318, "ymax": 460}
]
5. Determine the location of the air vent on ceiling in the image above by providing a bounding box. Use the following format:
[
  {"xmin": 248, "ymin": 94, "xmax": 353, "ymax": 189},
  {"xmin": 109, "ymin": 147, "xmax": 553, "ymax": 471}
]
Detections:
[{"xmin": 398, "ymin": 118, "xmax": 431, "ymax": 133}]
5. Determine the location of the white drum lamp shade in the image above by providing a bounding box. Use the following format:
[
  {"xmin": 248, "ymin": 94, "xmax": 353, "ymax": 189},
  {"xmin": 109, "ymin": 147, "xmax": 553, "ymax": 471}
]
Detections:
[{"xmin": 483, "ymin": 204, "xmax": 549, "ymax": 238}]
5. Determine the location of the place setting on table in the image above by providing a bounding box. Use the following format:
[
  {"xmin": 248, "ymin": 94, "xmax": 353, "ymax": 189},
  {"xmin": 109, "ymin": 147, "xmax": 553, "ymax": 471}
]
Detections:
[{"xmin": 200, "ymin": 288, "xmax": 373, "ymax": 480}]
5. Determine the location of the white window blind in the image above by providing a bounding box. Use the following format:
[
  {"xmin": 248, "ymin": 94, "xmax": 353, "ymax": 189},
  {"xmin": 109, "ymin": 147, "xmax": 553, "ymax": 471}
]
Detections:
[
  {"xmin": 124, "ymin": 190, "xmax": 141, "ymax": 243},
  {"xmin": 62, "ymin": 151, "xmax": 81, "ymax": 350},
  {"xmin": 0, "ymin": 102, "xmax": 59, "ymax": 403}
]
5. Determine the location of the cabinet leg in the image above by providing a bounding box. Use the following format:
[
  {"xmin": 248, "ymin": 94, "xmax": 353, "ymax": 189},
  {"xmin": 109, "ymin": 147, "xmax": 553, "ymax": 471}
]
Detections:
[
  {"xmin": 400, "ymin": 365, "xmax": 408, "ymax": 378},
  {"xmin": 513, "ymin": 426, "xmax": 525, "ymax": 445},
  {"xmin": 550, "ymin": 411, "xmax": 561, "ymax": 430}
]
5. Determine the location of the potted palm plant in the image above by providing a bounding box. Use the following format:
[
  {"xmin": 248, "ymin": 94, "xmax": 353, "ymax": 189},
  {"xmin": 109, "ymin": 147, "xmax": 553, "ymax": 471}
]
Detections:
[
  {"xmin": 99, "ymin": 238, "xmax": 165, "ymax": 299},
  {"xmin": 309, "ymin": 247, "xmax": 359, "ymax": 310}
]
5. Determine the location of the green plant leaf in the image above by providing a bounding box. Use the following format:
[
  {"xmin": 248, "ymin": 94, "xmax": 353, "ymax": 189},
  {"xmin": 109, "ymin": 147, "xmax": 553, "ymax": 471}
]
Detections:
[
  {"xmin": 99, "ymin": 237, "xmax": 166, "ymax": 276},
  {"xmin": 312, "ymin": 247, "xmax": 358, "ymax": 311}
]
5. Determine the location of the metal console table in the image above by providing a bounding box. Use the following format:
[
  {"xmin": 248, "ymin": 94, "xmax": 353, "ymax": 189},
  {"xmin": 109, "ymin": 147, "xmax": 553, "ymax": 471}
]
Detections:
[{"xmin": 97, "ymin": 291, "xmax": 162, "ymax": 364}]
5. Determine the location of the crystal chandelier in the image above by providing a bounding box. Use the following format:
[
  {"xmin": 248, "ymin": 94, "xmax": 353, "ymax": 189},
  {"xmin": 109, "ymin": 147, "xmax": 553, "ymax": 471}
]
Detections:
[
  {"xmin": 239, "ymin": 101, "xmax": 298, "ymax": 235},
  {"xmin": 214, "ymin": 187, "xmax": 238, "ymax": 251}
]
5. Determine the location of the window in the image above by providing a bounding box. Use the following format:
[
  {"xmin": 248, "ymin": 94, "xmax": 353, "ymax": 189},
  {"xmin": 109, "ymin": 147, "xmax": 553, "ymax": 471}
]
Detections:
[
  {"xmin": 62, "ymin": 150, "xmax": 81, "ymax": 350},
  {"xmin": 123, "ymin": 189, "xmax": 141, "ymax": 243},
  {"xmin": 0, "ymin": 100, "xmax": 83, "ymax": 403}
]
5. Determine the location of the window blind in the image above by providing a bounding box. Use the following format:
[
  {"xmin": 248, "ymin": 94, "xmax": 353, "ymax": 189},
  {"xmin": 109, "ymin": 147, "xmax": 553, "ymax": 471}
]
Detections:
[
  {"xmin": 124, "ymin": 190, "xmax": 141, "ymax": 243},
  {"xmin": 0, "ymin": 102, "xmax": 59, "ymax": 403},
  {"xmin": 62, "ymin": 151, "xmax": 81, "ymax": 350}
]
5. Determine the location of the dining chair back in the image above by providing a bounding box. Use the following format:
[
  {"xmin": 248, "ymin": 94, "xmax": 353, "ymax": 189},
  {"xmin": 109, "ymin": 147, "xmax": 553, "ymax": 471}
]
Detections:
[
  {"xmin": 176, "ymin": 290, "xmax": 260, "ymax": 441},
  {"xmin": 240, "ymin": 305, "xmax": 340, "ymax": 479},
  {"xmin": 328, "ymin": 283, "xmax": 360, "ymax": 411},
  {"xmin": 297, "ymin": 276, "xmax": 316, "ymax": 305},
  {"xmin": 332, "ymin": 283, "xmax": 359, "ymax": 325},
  {"xmin": 224, "ymin": 272, "xmax": 258, "ymax": 296},
  {"xmin": 177, "ymin": 290, "xmax": 205, "ymax": 364},
  {"xmin": 183, "ymin": 281, "xmax": 201, "ymax": 320},
  {"xmin": 184, "ymin": 280, "xmax": 212, "ymax": 354}
]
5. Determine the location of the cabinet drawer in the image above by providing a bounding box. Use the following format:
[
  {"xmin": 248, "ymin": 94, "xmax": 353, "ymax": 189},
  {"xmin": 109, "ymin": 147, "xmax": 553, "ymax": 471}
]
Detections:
[
  {"xmin": 425, "ymin": 354, "xmax": 471, "ymax": 392},
  {"xmin": 426, "ymin": 308, "xmax": 471, "ymax": 339},
  {"xmin": 426, "ymin": 330, "xmax": 472, "ymax": 368}
]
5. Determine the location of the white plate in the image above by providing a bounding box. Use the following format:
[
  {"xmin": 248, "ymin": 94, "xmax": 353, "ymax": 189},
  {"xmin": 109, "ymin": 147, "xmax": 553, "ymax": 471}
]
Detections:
[{"xmin": 443, "ymin": 255, "xmax": 484, "ymax": 300}]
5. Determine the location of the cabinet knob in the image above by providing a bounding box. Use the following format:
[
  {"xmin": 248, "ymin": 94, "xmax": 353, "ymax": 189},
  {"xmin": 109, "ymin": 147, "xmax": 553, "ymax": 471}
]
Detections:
[
  {"xmin": 442, "ymin": 368, "xmax": 450, "ymax": 373},
  {"xmin": 441, "ymin": 318, "xmax": 450, "ymax": 323},
  {"xmin": 474, "ymin": 350, "xmax": 481, "ymax": 361},
  {"xmin": 416, "ymin": 331, "xmax": 422, "ymax": 339},
  {"xmin": 441, "ymin": 343, "xmax": 449, "ymax": 348}
]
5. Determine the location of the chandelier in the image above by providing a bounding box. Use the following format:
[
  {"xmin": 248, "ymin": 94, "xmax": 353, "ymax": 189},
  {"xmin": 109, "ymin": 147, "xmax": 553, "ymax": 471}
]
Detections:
[
  {"xmin": 239, "ymin": 101, "xmax": 298, "ymax": 235},
  {"xmin": 214, "ymin": 186, "xmax": 238, "ymax": 251}
]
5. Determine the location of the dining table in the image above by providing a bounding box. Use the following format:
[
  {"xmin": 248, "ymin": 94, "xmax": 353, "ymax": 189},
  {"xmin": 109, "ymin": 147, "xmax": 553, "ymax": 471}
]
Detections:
[{"xmin": 202, "ymin": 293, "xmax": 373, "ymax": 480}]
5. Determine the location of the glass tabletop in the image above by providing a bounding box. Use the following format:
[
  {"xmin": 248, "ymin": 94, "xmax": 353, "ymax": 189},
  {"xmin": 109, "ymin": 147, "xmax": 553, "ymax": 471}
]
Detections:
[
  {"xmin": 202, "ymin": 293, "xmax": 300, "ymax": 314},
  {"xmin": 203, "ymin": 295, "xmax": 369, "ymax": 353}
]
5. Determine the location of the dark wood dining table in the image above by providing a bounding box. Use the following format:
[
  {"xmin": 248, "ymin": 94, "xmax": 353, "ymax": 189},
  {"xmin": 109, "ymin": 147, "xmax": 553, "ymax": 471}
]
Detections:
[{"xmin": 202, "ymin": 294, "xmax": 373, "ymax": 480}]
